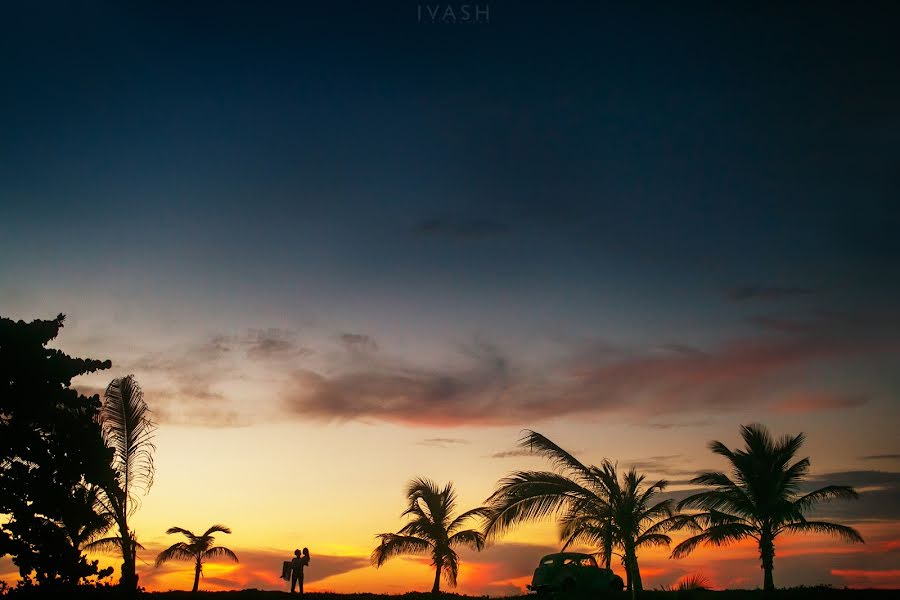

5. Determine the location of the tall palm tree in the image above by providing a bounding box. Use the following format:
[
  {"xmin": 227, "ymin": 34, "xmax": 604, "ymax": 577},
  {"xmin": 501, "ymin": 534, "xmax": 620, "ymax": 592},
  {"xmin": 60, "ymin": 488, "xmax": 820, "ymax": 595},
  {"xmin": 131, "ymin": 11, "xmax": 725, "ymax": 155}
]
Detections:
[
  {"xmin": 372, "ymin": 478, "xmax": 486, "ymax": 594},
  {"xmin": 155, "ymin": 524, "xmax": 239, "ymax": 593},
  {"xmin": 671, "ymin": 424, "xmax": 864, "ymax": 591},
  {"xmin": 90, "ymin": 375, "xmax": 156, "ymax": 592},
  {"xmin": 484, "ymin": 431, "xmax": 685, "ymax": 592}
]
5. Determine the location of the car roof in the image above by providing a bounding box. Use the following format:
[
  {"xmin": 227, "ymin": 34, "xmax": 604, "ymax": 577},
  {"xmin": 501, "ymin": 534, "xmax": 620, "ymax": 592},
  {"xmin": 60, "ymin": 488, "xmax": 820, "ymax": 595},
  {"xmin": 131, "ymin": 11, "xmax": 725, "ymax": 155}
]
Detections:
[{"xmin": 539, "ymin": 552, "xmax": 594, "ymax": 561}]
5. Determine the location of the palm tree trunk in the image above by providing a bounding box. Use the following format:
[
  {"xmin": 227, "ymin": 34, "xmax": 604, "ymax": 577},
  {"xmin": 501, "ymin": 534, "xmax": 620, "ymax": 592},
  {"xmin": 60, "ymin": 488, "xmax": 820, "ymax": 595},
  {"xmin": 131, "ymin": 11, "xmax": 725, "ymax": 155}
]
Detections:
[
  {"xmin": 431, "ymin": 556, "xmax": 444, "ymax": 594},
  {"xmin": 624, "ymin": 543, "xmax": 642, "ymax": 593},
  {"xmin": 759, "ymin": 534, "xmax": 775, "ymax": 592},
  {"xmin": 118, "ymin": 521, "xmax": 138, "ymax": 593},
  {"xmin": 192, "ymin": 558, "xmax": 202, "ymax": 593}
]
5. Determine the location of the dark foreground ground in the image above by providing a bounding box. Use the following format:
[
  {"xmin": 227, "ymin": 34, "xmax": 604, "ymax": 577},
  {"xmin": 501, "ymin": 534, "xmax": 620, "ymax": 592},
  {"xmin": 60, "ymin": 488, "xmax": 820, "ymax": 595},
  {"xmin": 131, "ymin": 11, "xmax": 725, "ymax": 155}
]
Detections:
[{"xmin": 3, "ymin": 591, "xmax": 899, "ymax": 599}]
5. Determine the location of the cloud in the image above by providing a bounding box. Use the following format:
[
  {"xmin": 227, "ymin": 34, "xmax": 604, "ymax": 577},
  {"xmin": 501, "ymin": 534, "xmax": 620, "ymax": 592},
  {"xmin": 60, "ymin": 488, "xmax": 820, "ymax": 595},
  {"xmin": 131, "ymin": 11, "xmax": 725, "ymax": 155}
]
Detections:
[
  {"xmin": 279, "ymin": 309, "xmax": 899, "ymax": 427},
  {"xmin": 488, "ymin": 449, "xmax": 536, "ymax": 459},
  {"xmin": 645, "ymin": 419, "xmax": 712, "ymax": 430},
  {"xmin": 725, "ymin": 285, "xmax": 816, "ymax": 302},
  {"xmin": 413, "ymin": 217, "xmax": 511, "ymax": 240},
  {"xmin": 658, "ymin": 344, "xmax": 708, "ymax": 357},
  {"xmin": 624, "ymin": 455, "xmax": 701, "ymax": 479},
  {"xmin": 860, "ymin": 454, "xmax": 900, "ymax": 461},
  {"xmin": 282, "ymin": 340, "xmax": 530, "ymax": 427},
  {"xmin": 244, "ymin": 328, "xmax": 308, "ymax": 360},
  {"xmin": 770, "ymin": 392, "xmax": 869, "ymax": 414},
  {"xmin": 830, "ymin": 569, "xmax": 900, "ymax": 589},
  {"xmin": 802, "ymin": 470, "xmax": 900, "ymax": 523},
  {"xmin": 418, "ymin": 438, "xmax": 469, "ymax": 447},
  {"xmin": 339, "ymin": 333, "xmax": 379, "ymax": 354}
]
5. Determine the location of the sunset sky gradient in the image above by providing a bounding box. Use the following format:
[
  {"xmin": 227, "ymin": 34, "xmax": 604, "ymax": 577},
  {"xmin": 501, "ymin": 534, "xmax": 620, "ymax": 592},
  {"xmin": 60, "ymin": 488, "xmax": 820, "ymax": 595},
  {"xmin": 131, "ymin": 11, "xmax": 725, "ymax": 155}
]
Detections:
[{"xmin": 1, "ymin": 0, "xmax": 899, "ymax": 593}]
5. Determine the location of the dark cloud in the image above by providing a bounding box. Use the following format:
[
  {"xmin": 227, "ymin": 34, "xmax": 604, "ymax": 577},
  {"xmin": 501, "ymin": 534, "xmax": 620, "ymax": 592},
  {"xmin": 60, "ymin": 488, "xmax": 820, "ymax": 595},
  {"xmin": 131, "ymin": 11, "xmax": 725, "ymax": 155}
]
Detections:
[
  {"xmin": 245, "ymin": 328, "xmax": 308, "ymax": 360},
  {"xmin": 645, "ymin": 420, "xmax": 712, "ymax": 430},
  {"xmin": 413, "ymin": 217, "xmax": 511, "ymax": 240},
  {"xmin": 339, "ymin": 333, "xmax": 379, "ymax": 354},
  {"xmin": 725, "ymin": 285, "xmax": 816, "ymax": 302},
  {"xmin": 658, "ymin": 344, "xmax": 708, "ymax": 357},
  {"xmin": 282, "ymin": 341, "xmax": 531, "ymax": 426},
  {"xmin": 746, "ymin": 315, "xmax": 817, "ymax": 334},
  {"xmin": 280, "ymin": 310, "xmax": 899, "ymax": 427},
  {"xmin": 489, "ymin": 449, "xmax": 536, "ymax": 459},
  {"xmin": 418, "ymin": 437, "xmax": 469, "ymax": 447},
  {"xmin": 770, "ymin": 392, "xmax": 869, "ymax": 414},
  {"xmin": 860, "ymin": 454, "xmax": 900, "ymax": 461},
  {"xmin": 804, "ymin": 471, "xmax": 900, "ymax": 524}
]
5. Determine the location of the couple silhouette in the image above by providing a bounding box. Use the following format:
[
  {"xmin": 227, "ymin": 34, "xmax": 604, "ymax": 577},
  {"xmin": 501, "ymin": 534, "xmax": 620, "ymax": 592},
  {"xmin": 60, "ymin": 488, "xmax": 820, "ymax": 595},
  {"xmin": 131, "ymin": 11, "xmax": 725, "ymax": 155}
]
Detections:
[{"xmin": 281, "ymin": 547, "xmax": 310, "ymax": 593}]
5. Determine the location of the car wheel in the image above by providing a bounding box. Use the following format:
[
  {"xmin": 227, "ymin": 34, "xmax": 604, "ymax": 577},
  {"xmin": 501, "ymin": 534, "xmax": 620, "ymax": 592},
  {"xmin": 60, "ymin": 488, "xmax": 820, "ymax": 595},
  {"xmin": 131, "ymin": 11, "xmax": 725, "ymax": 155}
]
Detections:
[{"xmin": 608, "ymin": 575, "xmax": 624, "ymax": 592}]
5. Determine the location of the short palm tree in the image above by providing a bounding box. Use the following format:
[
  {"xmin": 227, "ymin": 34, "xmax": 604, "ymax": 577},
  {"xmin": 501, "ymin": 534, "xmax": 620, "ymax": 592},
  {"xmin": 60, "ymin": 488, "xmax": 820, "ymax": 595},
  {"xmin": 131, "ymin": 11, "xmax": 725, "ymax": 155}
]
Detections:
[
  {"xmin": 86, "ymin": 375, "xmax": 156, "ymax": 592},
  {"xmin": 484, "ymin": 431, "xmax": 686, "ymax": 592},
  {"xmin": 155, "ymin": 524, "xmax": 238, "ymax": 592},
  {"xmin": 372, "ymin": 478, "xmax": 486, "ymax": 594},
  {"xmin": 671, "ymin": 424, "xmax": 864, "ymax": 591}
]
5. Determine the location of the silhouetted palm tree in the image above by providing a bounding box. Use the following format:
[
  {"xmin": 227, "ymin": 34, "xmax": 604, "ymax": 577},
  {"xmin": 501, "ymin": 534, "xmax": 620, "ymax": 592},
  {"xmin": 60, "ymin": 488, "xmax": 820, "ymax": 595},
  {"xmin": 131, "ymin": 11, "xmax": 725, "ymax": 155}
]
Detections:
[
  {"xmin": 372, "ymin": 478, "xmax": 486, "ymax": 594},
  {"xmin": 90, "ymin": 375, "xmax": 156, "ymax": 592},
  {"xmin": 64, "ymin": 483, "xmax": 114, "ymax": 552},
  {"xmin": 155, "ymin": 524, "xmax": 238, "ymax": 593},
  {"xmin": 671, "ymin": 424, "xmax": 864, "ymax": 591},
  {"xmin": 484, "ymin": 431, "xmax": 685, "ymax": 592}
]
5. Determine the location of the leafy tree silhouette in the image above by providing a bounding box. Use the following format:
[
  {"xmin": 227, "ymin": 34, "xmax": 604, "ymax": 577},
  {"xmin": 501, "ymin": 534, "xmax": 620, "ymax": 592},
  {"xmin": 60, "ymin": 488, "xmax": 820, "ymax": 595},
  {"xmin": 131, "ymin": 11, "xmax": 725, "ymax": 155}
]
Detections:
[
  {"xmin": 372, "ymin": 478, "xmax": 486, "ymax": 594},
  {"xmin": 85, "ymin": 375, "xmax": 156, "ymax": 593},
  {"xmin": 484, "ymin": 431, "xmax": 685, "ymax": 592},
  {"xmin": 155, "ymin": 524, "xmax": 238, "ymax": 592},
  {"xmin": 0, "ymin": 314, "xmax": 115, "ymax": 588},
  {"xmin": 671, "ymin": 423, "xmax": 864, "ymax": 591}
]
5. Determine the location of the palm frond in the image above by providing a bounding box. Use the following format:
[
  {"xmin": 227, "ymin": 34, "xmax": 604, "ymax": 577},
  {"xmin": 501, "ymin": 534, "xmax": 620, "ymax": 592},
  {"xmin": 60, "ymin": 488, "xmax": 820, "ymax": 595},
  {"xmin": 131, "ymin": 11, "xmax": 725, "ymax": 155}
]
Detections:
[
  {"xmin": 635, "ymin": 532, "xmax": 671, "ymax": 548},
  {"xmin": 371, "ymin": 534, "xmax": 432, "ymax": 567},
  {"xmin": 447, "ymin": 506, "xmax": 491, "ymax": 534},
  {"xmin": 202, "ymin": 524, "xmax": 232, "ymax": 538},
  {"xmin": 781, "ymin": 521, "xmax": 864, "ymax": 543},
  {"xmin": 442, "ymin": 549, "xmax": 460, "ymax": 587},
  {"xmin": 484, "ymin": 470, "xmax": 600, "ymax": 538},
  {"xmin": 677, "ymin": 573, "xmax": 711, "ymax": 591},
  {"xmin": 101, "ymin": 375, "xmax": 156, "ymax": 514},
  {"xmin": 83, "ymin": 536, "xmax": 125, "ymax": 554},
  {"xmin": 670, "ymin": 532, "xmax": 711, "ymax": 559},
  {"xmin": 518, "ymin": 430, "xmax": 596, "ymax": 485},
  {"xmin": 670, "ymin": 520, "xmax": 756, "ymax": 558},
  {"xmin": 792, "ymin": 485, "xmax": 859, "ymax": 513},
  {"xmin": 155, "ymin": 542, "xmax": 195, "ymax": 567},
  {"xmin": 165, "ymin": 526, "xmax": 199, "ymax": 542},
  {"xmin": 448, "ymin": 529, "xmax": 485, "ymax": 551},
  {"xmin": 204, "ymin": 546, "xmax": 239, "ymax": 562}
]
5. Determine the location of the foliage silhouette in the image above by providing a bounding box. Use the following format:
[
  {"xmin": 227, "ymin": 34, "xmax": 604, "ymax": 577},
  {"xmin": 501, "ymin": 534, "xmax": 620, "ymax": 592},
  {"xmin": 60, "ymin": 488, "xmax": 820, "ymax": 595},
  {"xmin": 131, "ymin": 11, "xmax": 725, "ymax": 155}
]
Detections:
[
  {"xmin": 372, "ymin": 478, "xmax": 487, "ymax": 594},
  {"xmin": 87, "ymin": 375, "xmax": 156, "ymax": 593},
  {"xmin": 483, "ymin": 430, "xmax": 687, "ymax": 592},
  {"xmin": 671, "ymin": 424, "xmax": 864, "ymax": 591},
  {"xmin": 0, "ymin": 314, "xmax": 115, "ymax": 588},
  {"xmin": 155, "ymin": 524, "xmax": 239, "ymax": 593}
]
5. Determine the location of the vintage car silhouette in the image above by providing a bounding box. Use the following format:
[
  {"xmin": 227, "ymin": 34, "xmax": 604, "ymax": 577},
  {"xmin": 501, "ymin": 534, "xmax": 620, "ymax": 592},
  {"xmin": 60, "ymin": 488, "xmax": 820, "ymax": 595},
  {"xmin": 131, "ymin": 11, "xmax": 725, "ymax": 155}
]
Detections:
[{"xmin": 527, "ymin": 552, "xmax": 625, "ymax": 595}]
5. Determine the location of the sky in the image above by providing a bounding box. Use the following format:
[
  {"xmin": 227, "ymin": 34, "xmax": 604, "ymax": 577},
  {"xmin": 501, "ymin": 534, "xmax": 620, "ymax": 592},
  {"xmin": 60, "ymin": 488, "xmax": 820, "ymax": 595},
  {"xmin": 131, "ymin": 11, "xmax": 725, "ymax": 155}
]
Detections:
[{"xmin": 1, "ymin": 0, "xmax": 899, "ymax": 593}]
